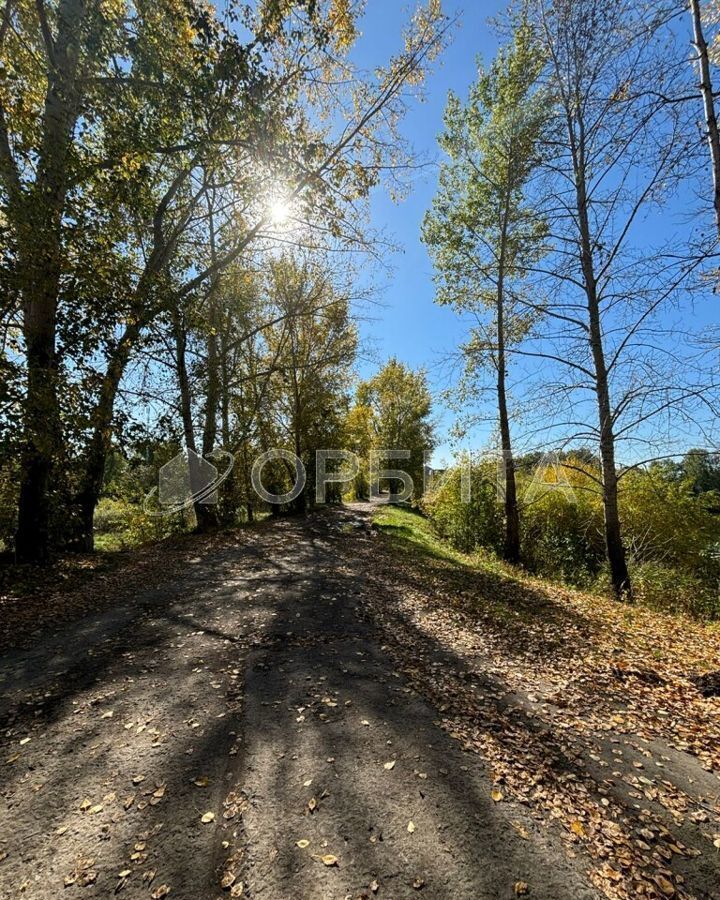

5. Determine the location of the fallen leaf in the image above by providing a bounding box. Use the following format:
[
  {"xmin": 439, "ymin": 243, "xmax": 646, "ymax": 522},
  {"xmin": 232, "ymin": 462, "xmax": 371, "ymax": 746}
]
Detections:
[
  {"xmin": 150, "ymin": 886, "xmax": 170, "ymax": 900},
  {"xmin": 514, "ymin": 882, "xmax": 529, "ymax": 896},
  {"xmin": 320, "ymin": 854, "xmax": 338, "ymax": 867},
  {"xmin": 383, "ymin": 761, "xmax": 396, "ymax": 770},
  {"xmin": 296, "ymin": 840, "xmax": 310, "ymax": 849},
  {"xmin": 193, "ymin": 777, "xmax": 209, "ymax": 788},
  {"xmin": 413, "ymin": 877, "xmax": 425, "ymax": 890},
  {"xmin": 221, "ymin": 871, "xmax": 236, "ymax": 889},
  {"xmin": 407, "ymin": 821, "xmax": 416, "ymax": 833},
  {"xmin": 201, "ymin": 812, "xmax": 215, "ymax": 824},
  {"xmin": 569, "ymin": 820, "xmax": 586, "ymax": 838},
  {"xmin": 491, "ymin": 789, "xmax": 504, "ymax": 802},
  {"xmin": 308, "ymin": 797, "xmax": 317, "ymax": 813},
  {"xmin": 654, "ymin": 875, "xmax": 675, "ymax": 897}
]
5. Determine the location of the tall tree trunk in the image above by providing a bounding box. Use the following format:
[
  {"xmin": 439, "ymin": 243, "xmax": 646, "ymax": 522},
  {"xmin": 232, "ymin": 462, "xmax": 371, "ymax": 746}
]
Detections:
[
  {"xmin": 574, "ymin": 139, "xmax": 631, "ymax": 600},
  {"xmin": 172, "ymin": 309, "xmax": 217, "ymax": 530},
  {"xmin": 690, "ymin": 0, "xmax": 720, "ymax": 236},
  {"xmin": 496, "ymin": 208, "xmax": 520, "ymax": 564},
  {"xmin": 15, "ymin": 0, "xmax": 87, "ymax": 561},
  {"xmin": 73, "ymin": 324, "xmax": 141, "ymax": 550}
]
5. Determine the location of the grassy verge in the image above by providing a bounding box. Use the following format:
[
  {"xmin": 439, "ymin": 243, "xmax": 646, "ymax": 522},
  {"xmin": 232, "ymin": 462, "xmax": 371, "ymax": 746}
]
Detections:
[{"xmin": 372, "ymin": 503, "xmax": 512, "ymax": 577}]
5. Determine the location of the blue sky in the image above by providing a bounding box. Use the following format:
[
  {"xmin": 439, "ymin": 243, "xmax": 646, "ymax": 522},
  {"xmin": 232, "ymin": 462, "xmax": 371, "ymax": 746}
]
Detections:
[
  {"xmin": 347, "ymin": 2, "xmax": 718, "ymax": 466},
  {"xmin": 350, "ymin": 1, "xmax": 507, "ymax": 464}
]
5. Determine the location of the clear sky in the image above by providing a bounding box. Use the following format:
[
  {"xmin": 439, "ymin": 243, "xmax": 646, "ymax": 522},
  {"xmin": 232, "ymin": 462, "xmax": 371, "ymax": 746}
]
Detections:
[
  {"xmin": 347, "ymin": 2, "xmax": 718, "ymax": 466},
  {"xmin": 349, "ymin": 1, "xmax": 507, "ymax": 464}
]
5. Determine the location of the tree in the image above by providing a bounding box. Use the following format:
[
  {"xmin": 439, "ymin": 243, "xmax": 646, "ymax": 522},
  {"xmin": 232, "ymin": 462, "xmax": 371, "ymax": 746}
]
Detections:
[
  {"xmin": 0, "ymin": 0, "xmax": 450, "ymax": 558},
  {"xmin": 522, "ymin": 0, "xmax": 708, "ymax": 599},
  {"xmin": 422, "ymin": 19, "xmax": 548, "ymax": 563},
  {"xmin": 356, "ymin": 359, "xmax": 434, "ymax": 501},
  {"xmin": 259, "ymin": 255, "xmax": 357, "ymax": 512},
  {"xmin": 689, "ymin": 0, "xmax": 720, "ymax": 236}
]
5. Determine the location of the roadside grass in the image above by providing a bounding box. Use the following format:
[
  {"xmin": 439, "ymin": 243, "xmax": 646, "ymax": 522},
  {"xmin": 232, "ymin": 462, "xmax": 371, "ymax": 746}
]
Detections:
[
  {"xmin": 371, "ymin": 503, "xmax": 720, "ymax": 667},
  {"xmin": 372, "ymin": 503, "xmax": 511, "ymax": 577}
]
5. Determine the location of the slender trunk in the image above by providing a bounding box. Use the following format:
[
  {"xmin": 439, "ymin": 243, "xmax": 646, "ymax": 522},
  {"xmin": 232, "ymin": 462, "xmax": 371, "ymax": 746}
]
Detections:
[
  {"xmin": 195, "ymin": 310, "xmax": 220, "ymax": 530},
  {"xmin": 173, "ymin": 310, "xmax": 216, "ymax": 530},
  {"xmin": 218, "ymin": 333, "xmax": 238, "ymax": 525},
  {"xmin": 573, "ymin": 133, "xmax": 631, "ymax": 600},
  {"xmin": 690, "ymin": 0, "xmax": 720, "ymax": 235},
  {"xmin": 15, "ymin": 0, "xmax": 87, "ymax": 561},
  {"xmin": 496, "ymin": 202, "xmax": 520, "ymax": 564}
]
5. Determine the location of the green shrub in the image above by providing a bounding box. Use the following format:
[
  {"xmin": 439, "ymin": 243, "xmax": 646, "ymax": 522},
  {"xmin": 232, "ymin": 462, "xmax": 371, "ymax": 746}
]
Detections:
[
  {"xmin": 422, "ymin": 455, "xmax": 720, "ymax": 618},
  {"xmin": 520, "ymin": 489, "xmax": 605, "ymax": 586},
  {"xmin": 630, "ymin": 560, "xmax": 720, "ymax": 619},
  {"xmin": 423, "ymin": 462, "xmax": 503, "ymax": 554}
]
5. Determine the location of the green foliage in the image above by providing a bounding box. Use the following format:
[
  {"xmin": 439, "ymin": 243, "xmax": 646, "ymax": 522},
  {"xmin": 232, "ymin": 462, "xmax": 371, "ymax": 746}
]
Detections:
[
  {"xmin": 520, "ymin": 490, "xmax": 606, "ymax": 586},
  {"xmin": 354, "ymin": 358, "xmax": 434, "ymax": 501},
  {"xmin": 422, "ymin": 462, "xmax": 502, "ymax": 554},
  {"xmin": 423, "ymin": 456, "xmax": 720, "ymax": 618}
]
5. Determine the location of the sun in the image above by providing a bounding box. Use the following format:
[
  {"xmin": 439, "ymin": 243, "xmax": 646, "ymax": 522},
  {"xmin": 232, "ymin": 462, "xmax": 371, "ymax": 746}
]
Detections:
[{"xmin": 269, "ymin": 198, "xmax": 291, "ymax": 225}]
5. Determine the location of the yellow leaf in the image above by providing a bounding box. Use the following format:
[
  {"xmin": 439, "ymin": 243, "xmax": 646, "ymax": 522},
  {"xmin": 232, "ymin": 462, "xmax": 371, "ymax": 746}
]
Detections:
[
  {"xmin": 407, "ymin": 821, "xmax": 416, "ymax": 833},
  {"xmin": 514, "ymin": 882, "xmax": 529, "ymax": 896},
  {"xmin": 383, "ymin": 761, "xmax": 396, "ymax": 770},
  {"xmin": 193, "ymin": 777, "xmax": 209, "ymax": 787},
  {"xmin": 491, "ymin": 789, "xmax": 504, "ymax": 802},
  {"xmin": 308, "ymin": 797, "xmax": 317, "ymax": 812},
  {"xmin": 296, "ymin": 840, "xmax": 310, "ymax": 849},
  {"xmin": 654, "ymin": 875, "xmax": 675, "ymax": 896},
  {"xmin": 201, "ymin": 812, "xmax": 215, "ymax": 824},
  {"xmin": 570, "ymin": 819, "xmax": 586, "ymax": 838},
  {"xmin": 132, "ymin": 775, "xmax": 145, "ymax": 785},
  {"xmin": 151, "ymin": 886, "xmax": 171, "ymax": 900},
  {"xmin": 88, "ymin": 804, "xmax": 103, "ymax": 815},
  {"xmin": 320, "ymin": 854, "xmax": 338, "ymax": 867}
]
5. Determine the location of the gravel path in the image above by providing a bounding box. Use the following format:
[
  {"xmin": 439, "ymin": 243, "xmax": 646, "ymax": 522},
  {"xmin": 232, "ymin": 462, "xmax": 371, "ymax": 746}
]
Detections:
[{"xmin": 0, "ymin": 506, "xmax": 602, "ymax": 899}]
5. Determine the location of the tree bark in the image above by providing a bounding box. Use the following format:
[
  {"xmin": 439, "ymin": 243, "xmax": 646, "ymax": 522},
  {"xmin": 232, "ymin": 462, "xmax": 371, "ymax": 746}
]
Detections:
[
  {"xmin": 15, "ymin": 0, "xmax": 87, "ymax": 561},
  {"xmin": 690, "ymin": 0, "xmax": 720, "ymax": 236},
  {"xmin": 496, "ymin": 204, "xmax": 521, "ymax": 565},
  {"xmin": 573, "ymin": 133, "xmax": 631, "ymax": 599}
]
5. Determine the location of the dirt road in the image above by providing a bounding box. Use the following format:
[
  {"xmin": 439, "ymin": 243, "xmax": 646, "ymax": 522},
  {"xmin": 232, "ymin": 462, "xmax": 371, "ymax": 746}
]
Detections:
[{"xmin": 1, "ymin": 505, "xmax": 717, "ymax": 899}]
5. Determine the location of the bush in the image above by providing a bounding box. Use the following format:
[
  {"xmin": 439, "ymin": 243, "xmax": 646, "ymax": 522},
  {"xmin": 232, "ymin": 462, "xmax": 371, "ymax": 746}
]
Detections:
[
  {"xmin": 422, "ymin": 455, "xmax": 720, "ymax": 618},
  {"xmin": 520, "ymin": 489, "xmax": 605, "ymax": 586},
  {"xmin": 422, "ymin": 461, "xmax": 503, "ymax": 554},
  {"xmin": 631, "ymin": 560, "xmax": 720, "ymax": 619},
  {"xmin": 93, "ymin": 496, "xmax": 188, "ymax": 551}
]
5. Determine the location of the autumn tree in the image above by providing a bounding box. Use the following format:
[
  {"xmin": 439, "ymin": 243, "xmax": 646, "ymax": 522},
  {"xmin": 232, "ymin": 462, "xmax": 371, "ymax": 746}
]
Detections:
[
  {"xmin": 0, "ymin": 0, "xmax": 449, "ymax": 558},
  {"xmin": 523, "ymin": 0, "xmax": 710, "ymax": 599},
  {"xmin": 356, "ymin": 359, "xmax": 434, "ymax": 501},
  {"xmin": 422, "ymin": 19, "xmax": 548, "ymax": 563}
]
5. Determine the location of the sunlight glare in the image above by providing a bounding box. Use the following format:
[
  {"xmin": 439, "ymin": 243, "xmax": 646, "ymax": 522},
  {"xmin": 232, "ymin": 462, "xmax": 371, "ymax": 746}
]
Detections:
[{"xmin": 269, "ymin": 198, "xmax": 291, "ymax": 225}]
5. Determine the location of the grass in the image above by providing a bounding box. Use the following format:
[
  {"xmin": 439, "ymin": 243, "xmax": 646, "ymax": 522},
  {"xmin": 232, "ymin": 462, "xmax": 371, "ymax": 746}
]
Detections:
[{"xmin": 372, "ymin": 504, "xmax": 512, "ymax": 577}]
